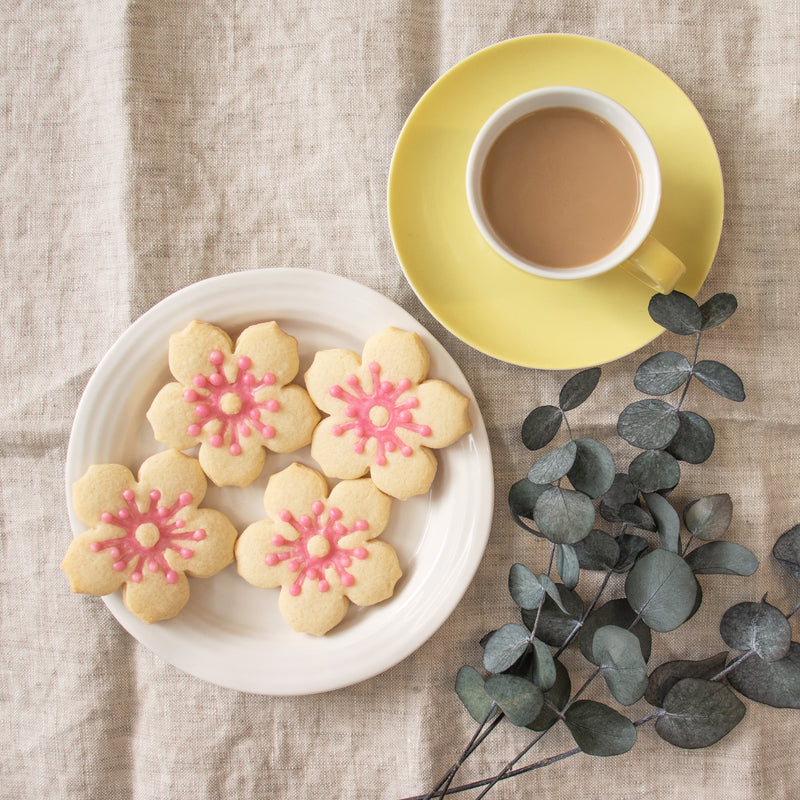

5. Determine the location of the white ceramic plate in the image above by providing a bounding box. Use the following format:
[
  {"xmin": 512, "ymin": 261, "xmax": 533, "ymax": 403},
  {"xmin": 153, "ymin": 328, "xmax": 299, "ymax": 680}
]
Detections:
[{"xmin": 65, "ymin": 269, "xmax": 493, "ymax": 695}]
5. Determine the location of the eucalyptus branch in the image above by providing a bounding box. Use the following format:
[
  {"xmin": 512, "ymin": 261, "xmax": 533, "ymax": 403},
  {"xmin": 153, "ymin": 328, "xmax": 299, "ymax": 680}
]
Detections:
[{"xmin": 675, "ymin": 330, "xmax": 702, "ymax": 412}]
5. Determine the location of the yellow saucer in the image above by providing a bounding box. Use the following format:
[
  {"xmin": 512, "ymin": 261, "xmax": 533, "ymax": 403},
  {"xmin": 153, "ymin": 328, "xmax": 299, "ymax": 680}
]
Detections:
[{"xmin": 388, "ymin": 35, "xmax": 724, "ymax": 369}]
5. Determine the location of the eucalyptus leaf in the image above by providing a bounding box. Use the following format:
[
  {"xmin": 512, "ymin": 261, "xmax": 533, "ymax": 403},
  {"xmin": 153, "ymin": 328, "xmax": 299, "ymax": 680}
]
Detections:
[
  {"xmin": 616, "ymin": 502, "xmax": 657, "ymax": 532},
  {"xmin": 719, "ymin": 601, "xmax": 791, "ymax": 662},
  {"xmin": 645, "ymin": 652, "xmax": 728, "ymax": 708},
  {"xmin": 527, "ymin": 659, "xmax": 571, "ymax": 731},
  {"xmin": 483, "ymin": 624, "xmax": 531, "ymax": 674},
  {"xmin": 626, "ymin": 549, "xmax": 698, "ymax": 632},
  {"xmin": 522, "ymin": 405, "xmax": 563, "ymax": 451},
  {"xmin": 644, "ymin": 492, "xmax": 680, "ymax": 553},
  {"xmin": 568, "ymin": 438, "xmax": 616, "ymax": 498},
  {"xmin": 648, "ymin": 291, "xmax": 702, "ymax": 335},
  {"xmin": 727, "ymin": 642, "xmax": 800, "ymax": 709},
  {"xmin": 531, "ymin": 638, "xmax": 558, "ymax": 691},
  {"xmin": 685, "ymin": 542, "xmax": 758, "ymax": 576},
  {"xmin": 602, "ymin": 473, "xmax": 639, "ymax": 510},
  {"xmin": 613, "ymin": 533, "xmax": 650, "ymax": 573},
  {"xmin": 772, "ymin": 524, "xmax": 800, "ymax": 582},
  {"xmin": 556, "ymin": 543, "xmax": 580, "ymax": 590},
  {"xmin": 684, "ymin": 494, "xmax": 733, "ymax": 541},
  {"xmin": 508, "ymin": 479, "xmax": 550, "ymax": 521},
  {"xmin": 484, "ymin": 674, "xmax": 544, "ymax": 727},
  {"xmin": 528, "ymin": 440, "xmax": 578, "ymax": 484},
  {"xmin": 579, "ymin": 598, "xmax": 653, "ymax": 665},
  {"xmin": 629, "ymin": 450, "xmax": 681, "ymax": 493},
  {"xmin": 666, "ymin": 411, "xmax": 715, "ymax": 464},
  {"xmin": 533, "ymin": 485, "xmax": 595, "ymax": 545},
  {"xmin": 564, "ymin": 700, "xmax": 637, "ymax": 756},
  {"xmin": 573, "ymin": 529, "xmax": 620, "ymax": 571},
  {"xmin": 617, "ymin": 399, "xmax": 680, "ymax": 450},
  {"xmin": 559, "ymin": 367, "xmax": 602, "ymax": 411},
  {"xmin": 508, "ymin": 563, "xmax": 546, "ymax": 610},
  {"xmin": 655, "ymin": 678, "xmax": 746, "ymax": 749},
  {"xmin": 693, "ymin": 360, "xmax": 745, "ymax": 402},
  {"xmin": 700, "ymin": 292, "xmax": 738, "ymax": 330},
  {"xmin": 455, "ymin": 666, "xmax": 497, "ymax": 724},
  {"xmin": 537, "ymin": 573, "xmax": 570, "ymax": 614},
  {"xmin": 592, "ymin": 625, "xmax": 649, "ymax": 705},
  {"xmin": 634, "ymin": 351, "xmax": 692, "ymax": 395},
  {"xmin": 522, "ymin": 584, "xmax": 584, "ymax": 647}
]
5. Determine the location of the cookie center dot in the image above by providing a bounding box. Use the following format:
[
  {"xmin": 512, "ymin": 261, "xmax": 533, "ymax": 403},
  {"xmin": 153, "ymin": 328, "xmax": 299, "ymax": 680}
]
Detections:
[
  {"xmin": 368, "ymin": 404, "xmax": 391, "ymax": 427},
  {"xmin": 220, "ymin": 392, "xmax": 242, "ymax": 415},
  {"xmin": 307, "ymin": 535, "xmax": 330, "ymax": 558},
  {"xmin": 135, "ymin": 523, "xmax": 161, "ymax": 548}
]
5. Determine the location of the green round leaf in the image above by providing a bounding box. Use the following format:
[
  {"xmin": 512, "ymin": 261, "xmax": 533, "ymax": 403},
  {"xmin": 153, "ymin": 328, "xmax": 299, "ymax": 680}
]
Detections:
[
  {"xmin": 644, "ymin": 492, "xmax": 680, "ymax": 552},
  {"xmin": 684, "ymin": 494, "xmax": 733, "ymax": 540},
  {"xmin": 629, "ymin": 450, "xmax": 681, "ymax": 493},
  {"xmin": 508, "ymin": 563, "xmax": 546, "ymax": 610},
  {"xmin": 727, "ymin": 642, "xmax": 800, "ymax": 709},
  {"xmin": 772, "ymin": 524, "xmax": 800, "ymax": 583},
  {"xmin": 592, "ymin": 625, "xmax": 649, "ymax": 706},
  {"xmin": 666, "ymin": 411, "xmax": 715, "ymax": 464},
  {"xmin": 700, "ymin": 292, "xmax": 738, "ymax": 330},
  {"xmin": 564, "ymin": 700, "xmax": 637, "ymax": 756},
  {"xmin": 559, "ymin": 367, "xmax": 602, "ymax": 411},
  {"xmin": 528, "ymin": 440, "xmax": 578, "ymax": 484},
  {"xmin": 455, "ymin": 666, "xmax": 497, "ymax": 723},
  {"xmin": 602, "ymin": 472, "xmax": 639, "ymax": 510},
  {"xmin": 533, "ymin": 485, "xmax": 595, "ymax": 545},
  {"xmin": 613, "ymin": 533, "xmax": 649, "ymax": 573},
  {"xmin": 685, "ymin": 542, "xmax": 758, "ymax": 576},
  {"xmin": 484, "ymin": 674, "xmax": 544, "ymax": 727},
  {"xmin": 527, "ymin": 659, "xmax": 571, "ymax": 731},
  {"xmin": 720, "ymin": 601, "xmax": 791, "ymax": 661},
  {"xmin": 567, "ymin": 438, "xmax": 616, "ymax": 498},
  {"xmin": 522, "ymin": 584, "xmax": 584, "ymax": 647},
  {"xmin": 483, "ymin": 624, "xmax": 531, "ymax": 674},
  {"xmin": 618, "ymin": 399, "xmax": 680, "ymax": 450},
  {"xmin": 645, "ymin": 652, "xmax": 729, "ymax": 708},
  {"xmin": 626, "ymin": 549, "xmax": 698, "ymax": 632},
  {"xmin": 556, "ymin": 543, "xmax": 580, "ymax": 590},
  {"xmin": 522, "ymin": 405, "xmax": 563, "ymax": 451},
  {"xmin": 531, "ymin": 638, "xmax": 557, "ymax": 691},
  {"xmin": 573, "ymin": 529, "xmax": 620, "ymax": 571},
  {"xmin": 655, "ymin": 678, "xmax": 746, "ymax": 749},
  {"xmin": 648, "ymin": 291, "xmax": 702, "ymax": 334},
  {"xmin": 634, "ymin": 351, "xmax": 692, "ymax": 395},
  {"xmin": 693, "ymin": 360, "xmax": 745, "ymax": 402},
  {"xmin": 616, "ymin": 502, "xmax": 657, "ymax": 531},
  {"xmin": 579, "ymin": 598, "xmax": 652, "ymax": 665},
  {"xmin": 508, "ymin": 479, "xmax": 550, "ymax": 521}
]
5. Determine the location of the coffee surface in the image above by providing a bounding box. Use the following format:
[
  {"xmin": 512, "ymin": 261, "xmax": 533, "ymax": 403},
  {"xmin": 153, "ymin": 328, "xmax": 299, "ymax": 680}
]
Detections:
[{"xmin": 480, "ymin": 106, "xmax": 641, "ymax": 268}]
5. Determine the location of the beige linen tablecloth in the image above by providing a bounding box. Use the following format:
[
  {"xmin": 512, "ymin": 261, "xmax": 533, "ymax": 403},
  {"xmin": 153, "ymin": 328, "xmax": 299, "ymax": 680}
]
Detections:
[{"xmin": 3, "ymin": 1, "xmax": 799, "ymax": 798}]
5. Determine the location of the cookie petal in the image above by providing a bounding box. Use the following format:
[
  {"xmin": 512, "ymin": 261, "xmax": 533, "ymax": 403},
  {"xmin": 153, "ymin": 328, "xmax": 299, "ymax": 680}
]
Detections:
[
  {"xmin": 261, "ymin": 384, "xmax": 320, "ymax": 453},
  {"xmin": 198, "ymin": 438, "xmax": 266, "ymax": 488},
  {"xmin": 234, "ymin": 321, "xmax": 300, "ymax": 387},
  {"xmin": 72, "ymin": 464, "xmax": 137, "ymax": 527},
  {"xmin": 361, "ymin": 327, "xmax": 430, "ymax": 386},
  {"xmin": 136, "ymin": 449, "xmax": 208, "ymax": 508},
  {"xmin": 303, "ymin": 348, "xmax": 363, "ymax": 415},
  {"xmin": 370, "ymin": 446, "xmax": 438, "ymax": 500},
  {"xmin": 122, "ymin": 569, "xmax": 191, "ymax": 623},
  {"xmin": 146, "ymin": 382, "xmax": 199, "ymax": 451},
  {"xmin": 327, "ymin": 477, "xmax": 392, "ymax": 540},
  {"xmin": 343, "ymin": 540, "xmax": 402, "ymax": 606},
  {"xmin": 168, "ymin": 321, "xmax": 235, "ymax": 387},
  {"xmin": 278, "ymin": 581, "xmax": 350, "ymax": 636},
  {"xmin": 309, "ymin": 417, "xmax": 372, "ymax": 480},
  {"xmin": 412, "ymin": 379, "xmax": 472, "ymax": 448},
  {"xmin": 61, "ymin": 529, "xmax": 130, "ymax": 596},
  {"xmin": 262, "ymin": 463, "xmax": 330, "ymax": 522},
  {"xmin": 164, "ymin": 508, "xmax": 237, "ymax": 578},
  {"xmin": 236, "ymin": 520, "xmax": 292, "ymax": 588}
]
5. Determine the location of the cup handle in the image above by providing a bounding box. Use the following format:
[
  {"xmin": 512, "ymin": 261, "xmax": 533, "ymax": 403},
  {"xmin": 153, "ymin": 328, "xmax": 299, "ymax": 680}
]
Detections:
[{"xmin": 621, "ymin": 236, "xmax": 686, "ymax": 294}]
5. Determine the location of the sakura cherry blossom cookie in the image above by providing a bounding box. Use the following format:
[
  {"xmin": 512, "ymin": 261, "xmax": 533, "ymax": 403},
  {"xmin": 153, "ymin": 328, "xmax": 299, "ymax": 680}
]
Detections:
[
  {"xmin": 146, "ymin": 320, "xmax": 320, "ymax": 487},
  {"xmin": 304, "ymin": 327, "xmax": 472, "ymax": 500},
  {"xmin": 62, "ymin": 449, "xmax": 238, "ymax": 624},
  {"xmin": 236, "ymin": 463, "xmax": 400, "ymax": 636}
]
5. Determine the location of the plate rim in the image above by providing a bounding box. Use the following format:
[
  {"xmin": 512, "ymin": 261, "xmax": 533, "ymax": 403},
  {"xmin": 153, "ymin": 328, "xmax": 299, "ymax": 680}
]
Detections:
[{"xmin": 64, "ymin": 268, "xmax": 494, "ymax": 694}]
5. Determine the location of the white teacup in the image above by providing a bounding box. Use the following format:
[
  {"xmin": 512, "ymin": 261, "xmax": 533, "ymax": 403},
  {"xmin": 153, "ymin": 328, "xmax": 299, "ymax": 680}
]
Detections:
[{"xmin": 465, "ymin": 86, "xmax": 685, "ymax": 293}]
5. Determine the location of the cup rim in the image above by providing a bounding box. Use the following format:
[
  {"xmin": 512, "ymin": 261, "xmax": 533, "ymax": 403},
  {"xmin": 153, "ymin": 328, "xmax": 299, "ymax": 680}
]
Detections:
[{"xmin": 465, "ymin": 85, "xmax": 662, "ymax": 280}]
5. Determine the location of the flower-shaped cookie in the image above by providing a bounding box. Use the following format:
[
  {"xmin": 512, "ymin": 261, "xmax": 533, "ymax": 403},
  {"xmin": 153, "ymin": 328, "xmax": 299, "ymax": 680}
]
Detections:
[
  {"xmin": 147, "ymin": 320, "xmax": 320, "ymax": 487},
  {"xmin": 61, "ymin": 449, "xmax": 238, "ymax": 623},
  {"xmin": 236, "ymin": 463, "xmax": 400, "ymax": 636},
  {"xmin": 304, "ymin": 327, "xmax": 472, "ymax": 499}
]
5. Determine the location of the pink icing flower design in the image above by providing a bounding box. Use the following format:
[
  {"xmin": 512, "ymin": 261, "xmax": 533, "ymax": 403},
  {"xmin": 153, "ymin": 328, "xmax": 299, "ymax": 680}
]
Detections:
[
  {"xmin": 304, "ymin": 327, "xmax": 472, "ymax": 500},
  {"xmin": 62, "ymin": 449, "xmax": 238, "ymax": 624},
  {"xmin": 147, "ymin": 320, "xmax": 320, "ymax": 488},
  {"xmin": 236, "ymin": 463, "xmax": 400, "ymax": 636}
]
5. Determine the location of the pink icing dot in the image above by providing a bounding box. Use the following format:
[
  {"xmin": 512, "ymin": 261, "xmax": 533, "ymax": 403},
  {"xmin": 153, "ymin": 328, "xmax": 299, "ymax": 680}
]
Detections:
[
  {"xmin": 229, "ymin": 443, "xmax": 242, "ymax": 456},
  {"xmin": 380, "ymin": 381, "xmax": 393, "ymax": 393},
  {"xmin": 333, "ymin": 523, "xmax": 346, "ymax": 535},
  {"xmin": 174, "ymin": 518, "xmax": 185, "ymax": 528},
  {"xmin": 209, "ymin": 350, "xmax": 224, "ymax": 365},
  {"xmin": 157, "ymin": 506, "xmax": 170, "ymax": 518},
  {"xmin": 346, "ymin": 374, "xmax": 359, "ymax": 386},
  {"xmin": 183, "ymin": 389, "xmax": 198, "ymax": 402},
  {"xmin": 150, "ymin": 490, "xmax": 161, "ymax": 501},
  {"xmin": 179, "ymin": 492, "xmax": 193, "ymax": 505},
  {"xmin": 179, "ymin": 548, "xmax": 193, "ymax": 559},
  {"xmin": 193, "ymin": 375, "xmax": 207, "ymax": 388},
  {"xmin": 311, "ymin": 501, "xmax": 324, "ymax": 516},
  {"xmin": 148, "ymin": 559, "xmax": 158, "ymax": 572},
  {"xmin": 187, "ymin": 424, "xmax": 201, "ymax": 436},
  {"xmin": 420, "ymin": 425, "xmax": 432, "ymax": 436},
  {"xmin": 353, "ymin": 441, "xmax": 365, "ymax": 454},
  {"xmin": 238, "ymin": 356, "xmax": 251, "ymax": 370},
  {"xmin": 376, "ymin": 455, "xmax": 387, "ymax": 466},
  {"xmin": 263, "ymin": 373, "xmax": 276, "ymax": 386},
  {"xmin": 249, "ymin": 408, "xmax": 260, "ymax": 420},
  {"xmin": 299, "ymin": 515, "xmax": 312, "ymax": 527},
  {"xmin": 113, "ymin": 560, "xmax": 126, "ymax": 572},
  {"xmin": 261, "ymin": 425, "xmax": 275, "ymax": 439},
  {"xmin": 398, "ymin": 410, "xmax": 412, "ymax": 423},
  {"xmin": 318, "ymin": 580, "xmax": 329, "ymax": 593},
  {"xmin": 195, "ymin": 404, "xmax": 210, "ymax": 418},
  {"xmin": 266, "ymin": 399, "xmax": 280, "ymax": 413},
  {"xmin": 130, "ymin": 571, "xmax": 142, "ymax": 583},
  {"xmin": 100, "ymin": 512, "xmax": 113, "ymax": 524},
  {"xmin": 386, "ymin": 441, "xmax": 396, "ymax": 452},
  {"xmin": 279, "ymin": 510, "xmax": 292, "ymax": 522},
  {"xmin": 354, "ymin": 519, "xmax": 368, "ymax": 531},
  {"xmin": 165, "ymin": 570, "xmax": 178, "ymax": 584},
  {"xmin": 243, "ymin": 373, "xmax": 255, "ymax": 387},
  {"xmin": 328, "ymin": 508, "xmax": 342, "ymax": 521},
  {"xmin": 192, "ymin": 530, "xmax": 206, "ymax": 541},
  {"xmin": 330, "ymin": 385, "xmax": 344, "ymax": 398},
  {"xmin": 288, "ymin": 560, "xmax": 300, "ymax": 572},
  {"xmin": 240, "ymin": 424, "xmax": 251, "ymax": 437},
  {"xmin": 398, "ymin": 378, "xmax": 411, "ymax": 391},
  {"xmin": 209, "ymin": 373, "xmax": 224, "ymax": 387},
  {"xmin": 265, "ymin": 553, "xmax": 279, "ymax": 566},
  {"xmin": 331, "ymin": 424, "xmax": 343, "ymax": 436},
  {"xmin": 90, "ymin": 541, "xmax": 102, "ymax": 552},
  {"xmin": 209, "ymin": 434, "xmax": 224, "ymax": 448},
  {"xmin": 353, "ymin": 547, "xmax": 368, "ymax": 559},
  {"xmin": 341, "ymin": 573, "xmax": 355, "ymax": 587},
  {"xmin": 271, "ymin": 534, "xmax": 286, "ymax": 546},
  {"xmin": 401, "ymin": 446, "xmax": 413, "ymax": 457},
  {"xmin": 109, "ymin": 547, "xmax": 120, "ymax": 559},
  {"xmin": 118, "ymin": 509, "xmax": 130, "ymax": 520},
  {"xmin": 289, "ymin": 584, "xmax": 301, "ymax": 596},
  {"xmin": 122, "ymin": 489, "xmax": 134, "ymax": 501}
]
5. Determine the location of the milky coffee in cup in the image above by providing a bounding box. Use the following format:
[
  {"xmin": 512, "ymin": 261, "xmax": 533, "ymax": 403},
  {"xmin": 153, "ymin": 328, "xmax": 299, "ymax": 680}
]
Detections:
[{"xmin": 465, "ymin": 87, "xmax": 685, "ymax": 293}]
